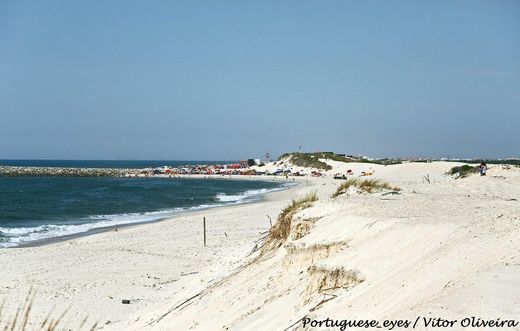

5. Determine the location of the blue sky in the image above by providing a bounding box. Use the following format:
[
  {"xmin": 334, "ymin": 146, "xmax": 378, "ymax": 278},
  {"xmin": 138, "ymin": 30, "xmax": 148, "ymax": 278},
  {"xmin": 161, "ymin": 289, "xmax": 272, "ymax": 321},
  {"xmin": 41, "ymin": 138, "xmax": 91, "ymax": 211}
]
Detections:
[{"xmin": 1, "ymin": 1, "xmax": 519, "ymax": 160}]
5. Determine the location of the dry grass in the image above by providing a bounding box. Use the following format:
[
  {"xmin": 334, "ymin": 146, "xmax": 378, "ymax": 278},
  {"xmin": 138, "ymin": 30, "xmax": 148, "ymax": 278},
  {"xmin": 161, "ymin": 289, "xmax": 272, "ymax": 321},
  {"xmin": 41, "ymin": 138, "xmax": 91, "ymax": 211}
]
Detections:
[
  {"xmin": 449, "ymin": 165, "xmax": 478, "ymax": 178},
  {"xmin": 0, "ymin": 289, "xmax": 97, "ymax": 331},
  {"xmin": 261, "ymin": 192, "xmax": 318, "ymax": 253},
  {"xmin": 305, "ymin": 266, "xmax": 364, "ymax": 300},
  {"xmin": 331, "ymin": 178, "xmax": 400, "ymax": 198}
]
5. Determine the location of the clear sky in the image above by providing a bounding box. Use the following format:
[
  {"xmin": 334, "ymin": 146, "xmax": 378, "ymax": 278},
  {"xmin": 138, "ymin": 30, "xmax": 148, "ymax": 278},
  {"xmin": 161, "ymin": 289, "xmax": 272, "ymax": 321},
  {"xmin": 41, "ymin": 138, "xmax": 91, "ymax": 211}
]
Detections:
[{"xmin": 1, "ymin": 1, "xmax": 519, "ymax": 160}]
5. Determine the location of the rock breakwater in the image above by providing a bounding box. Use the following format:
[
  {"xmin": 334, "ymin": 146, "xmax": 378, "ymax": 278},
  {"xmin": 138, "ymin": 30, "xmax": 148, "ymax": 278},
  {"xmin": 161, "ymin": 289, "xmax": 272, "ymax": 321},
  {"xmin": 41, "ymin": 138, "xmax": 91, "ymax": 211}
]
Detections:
[{"xmin": 0, "ymin": 166, "xmax": 140, "ymax": 177}]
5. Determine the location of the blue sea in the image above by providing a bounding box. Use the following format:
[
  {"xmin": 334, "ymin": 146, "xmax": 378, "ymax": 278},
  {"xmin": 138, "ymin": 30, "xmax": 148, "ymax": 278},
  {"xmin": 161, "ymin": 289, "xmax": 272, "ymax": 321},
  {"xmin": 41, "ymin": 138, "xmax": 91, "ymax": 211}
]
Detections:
[{"xmin": 0, "ymin": 160, "xmax": 288, "ymax": 248}]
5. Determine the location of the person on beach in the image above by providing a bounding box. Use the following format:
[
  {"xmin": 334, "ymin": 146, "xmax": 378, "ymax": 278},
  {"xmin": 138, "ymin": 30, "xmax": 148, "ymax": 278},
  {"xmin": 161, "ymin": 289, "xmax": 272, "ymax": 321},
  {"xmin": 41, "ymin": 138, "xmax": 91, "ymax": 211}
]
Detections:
[{"xmin": 479, "ymin": 162, "xmax": 487, "ymax": 176}]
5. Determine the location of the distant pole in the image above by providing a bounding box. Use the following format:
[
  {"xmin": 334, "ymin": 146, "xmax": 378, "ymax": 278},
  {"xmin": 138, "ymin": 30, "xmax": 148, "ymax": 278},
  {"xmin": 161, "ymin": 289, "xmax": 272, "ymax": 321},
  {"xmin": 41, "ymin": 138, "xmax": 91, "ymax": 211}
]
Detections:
[{"xmin": 203, "ymin": 217, "xmax": 207, "ymax": 247}]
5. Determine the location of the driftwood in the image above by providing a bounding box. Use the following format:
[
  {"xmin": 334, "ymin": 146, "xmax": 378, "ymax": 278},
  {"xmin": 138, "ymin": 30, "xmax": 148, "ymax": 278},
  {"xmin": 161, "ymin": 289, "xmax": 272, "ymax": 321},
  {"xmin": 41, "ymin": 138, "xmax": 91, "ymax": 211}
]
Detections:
[
  {"xmin": 247, "ymin": 235, "xmax": 268, "ymax": 256},
  {"xmin": 148, "ymin": 290, "xmax": 206, "ymax": 325},
  {"xmin": 283, "ymin": 315, "xmax": 308, "ymax": 331},
  {"xmin": 309, "ymin": 293, "xmax": 338, "ymax": 312},
  {"xmin": 180, "ymin": 271, "xmax": 198, "ymax": 277},
  {"xmin": 283, "ymin": 293, "xmax": 339, "ymax": 330}
]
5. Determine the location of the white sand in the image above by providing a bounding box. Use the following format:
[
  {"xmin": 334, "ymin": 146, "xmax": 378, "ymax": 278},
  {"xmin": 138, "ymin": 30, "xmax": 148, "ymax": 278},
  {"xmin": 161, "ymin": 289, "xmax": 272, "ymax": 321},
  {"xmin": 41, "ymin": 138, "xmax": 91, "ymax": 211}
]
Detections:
[
  {"xmin": 1, "ymin": 162, "xmax": 519, "ymax": 330},
  {"xmin": 0, "ymin": 177, "xmax": 311, "ymax": 329}
]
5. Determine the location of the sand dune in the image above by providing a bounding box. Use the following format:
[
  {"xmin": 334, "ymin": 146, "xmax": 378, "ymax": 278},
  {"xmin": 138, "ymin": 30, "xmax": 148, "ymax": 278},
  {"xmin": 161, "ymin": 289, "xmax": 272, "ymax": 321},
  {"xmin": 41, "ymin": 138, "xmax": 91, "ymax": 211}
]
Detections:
[
  {"xmin": 133, "ymin": 162, "xmax": 520, "ymax": 330},
  {"xmin": 1, "ymin": 161, "xmax": 518, "ymax": 330}
]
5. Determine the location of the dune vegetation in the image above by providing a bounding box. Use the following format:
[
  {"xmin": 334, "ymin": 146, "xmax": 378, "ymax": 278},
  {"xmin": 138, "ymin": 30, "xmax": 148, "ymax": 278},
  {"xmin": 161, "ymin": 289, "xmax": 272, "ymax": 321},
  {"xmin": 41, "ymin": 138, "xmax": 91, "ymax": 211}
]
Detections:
[
  {"xmin": 0, "ymin": 290, "xmax": 97, "ymax": 331},
  {"xmin": 262, "ymin": 192, "xmax": 318, "ymax": 252},
  {"xmin": 449, "ymin": 165, "xmax": 478, "ymax": 178},
  {"xmin": 331, "ymin": 179, "xmax": 400, "ymax": 198},
  {"xmin": 278, "ymin": 152, "xmax": 401, "ymax": 168},
  {"xmin": 278, "ymin": 153, "xmax": 332, "ymax": 170}
]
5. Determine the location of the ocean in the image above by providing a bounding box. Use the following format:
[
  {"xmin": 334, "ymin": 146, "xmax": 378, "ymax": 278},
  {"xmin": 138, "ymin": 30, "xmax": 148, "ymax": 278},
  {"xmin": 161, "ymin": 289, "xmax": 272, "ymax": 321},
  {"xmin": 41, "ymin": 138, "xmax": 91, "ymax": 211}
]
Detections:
[{"xmin": 0, "ymin": 160, "xmax": 288, "ymax": 248}]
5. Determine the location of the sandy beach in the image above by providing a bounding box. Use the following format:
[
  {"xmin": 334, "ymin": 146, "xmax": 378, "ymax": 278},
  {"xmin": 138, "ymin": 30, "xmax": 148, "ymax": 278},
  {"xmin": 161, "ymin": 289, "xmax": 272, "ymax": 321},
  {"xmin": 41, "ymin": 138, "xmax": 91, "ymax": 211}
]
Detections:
[
  {"xmin": 1, "ymin": 161, "xmax": 519, "ymax": 330},
  {"xmin": 3, "ymin": 1, "xmax": 518, "ymax": 329},
  {"xmin": 0, "ymin": 176, "xmax": 311, "ymax": 329}
]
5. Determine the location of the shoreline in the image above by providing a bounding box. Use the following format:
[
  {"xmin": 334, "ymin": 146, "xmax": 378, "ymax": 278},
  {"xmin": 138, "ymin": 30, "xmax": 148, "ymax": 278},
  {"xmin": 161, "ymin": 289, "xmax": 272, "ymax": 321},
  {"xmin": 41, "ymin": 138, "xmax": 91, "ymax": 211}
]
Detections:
[
  {"xmin": 0, "ymin": 173, "xmax": 316, "ymax": 329},
  {"xmin": 14, "ymin": 179, "xmax": 300, "ymax": 249},
  {"xmin": 6, "ymin": 176, "xmax": 300, "ymax": 249}
]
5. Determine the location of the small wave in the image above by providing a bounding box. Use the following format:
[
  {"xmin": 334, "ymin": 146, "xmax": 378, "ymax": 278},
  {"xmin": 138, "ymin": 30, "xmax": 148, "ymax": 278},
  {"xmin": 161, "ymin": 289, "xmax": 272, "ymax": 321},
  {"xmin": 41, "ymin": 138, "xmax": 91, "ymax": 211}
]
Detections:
[
  {"xmin": 0, "ymin": 209, "xmax": 188, "ymax": 248},
  {"xmin": 214, "ymin": 185, "xmax": 291, "ymax": 203},
  {"xmin": 215, "ymin": 189, "xmax": 268, "ymax": 202}
]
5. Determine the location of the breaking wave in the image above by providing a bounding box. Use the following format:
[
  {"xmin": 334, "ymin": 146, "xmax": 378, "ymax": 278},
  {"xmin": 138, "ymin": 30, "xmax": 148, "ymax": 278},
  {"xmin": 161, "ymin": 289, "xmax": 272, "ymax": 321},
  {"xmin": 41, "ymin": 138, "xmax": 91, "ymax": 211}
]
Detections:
[{"xmin": 214, "ymin": 184, "xmax": 293, "ymax": 203}]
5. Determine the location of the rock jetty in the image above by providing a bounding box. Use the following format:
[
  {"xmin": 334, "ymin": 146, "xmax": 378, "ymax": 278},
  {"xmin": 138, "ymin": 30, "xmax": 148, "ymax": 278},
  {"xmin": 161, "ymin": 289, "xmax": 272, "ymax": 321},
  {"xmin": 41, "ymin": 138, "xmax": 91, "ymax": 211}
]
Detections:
[{"xmin": 0, "ymin": 166, "xmax": 141, "ymax": 177}]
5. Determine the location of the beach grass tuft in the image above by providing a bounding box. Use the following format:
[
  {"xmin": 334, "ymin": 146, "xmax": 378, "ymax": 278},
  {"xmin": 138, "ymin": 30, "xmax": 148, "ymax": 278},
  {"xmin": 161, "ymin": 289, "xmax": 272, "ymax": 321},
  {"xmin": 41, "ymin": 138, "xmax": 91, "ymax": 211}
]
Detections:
[
  {"xmin": 262, "ymin": 192, "xmax": 318, "ymax": 252},
  {"xmin": 332, "ymin": 179, "xmax": 400, "ymax": 198},
  {"xmin": 449, "ymin": 165, "xmax": 478, "ymax": 178},
  {"xmin": 0, "ymin": 289, "xmax": 96, "ymax": 331}
]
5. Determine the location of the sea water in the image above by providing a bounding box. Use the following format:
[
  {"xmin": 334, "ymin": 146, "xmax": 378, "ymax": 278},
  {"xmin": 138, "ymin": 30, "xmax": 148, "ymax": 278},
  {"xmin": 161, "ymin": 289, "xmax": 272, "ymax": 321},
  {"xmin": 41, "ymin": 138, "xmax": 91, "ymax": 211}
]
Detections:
[{"xmin": 0, "ymin": 161, "xmax": 287, "ymax": 247}]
